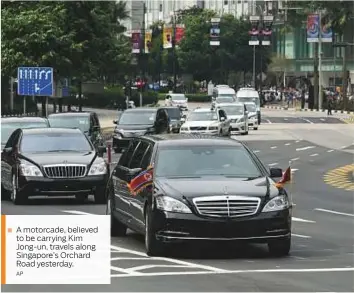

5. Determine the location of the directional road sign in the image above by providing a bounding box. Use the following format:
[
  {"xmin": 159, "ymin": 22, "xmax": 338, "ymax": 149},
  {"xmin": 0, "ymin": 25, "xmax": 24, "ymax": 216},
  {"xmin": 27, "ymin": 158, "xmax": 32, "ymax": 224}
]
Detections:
[{"xmin": 17, "ymin": 67, "xmax": 53, "ymax": 96}]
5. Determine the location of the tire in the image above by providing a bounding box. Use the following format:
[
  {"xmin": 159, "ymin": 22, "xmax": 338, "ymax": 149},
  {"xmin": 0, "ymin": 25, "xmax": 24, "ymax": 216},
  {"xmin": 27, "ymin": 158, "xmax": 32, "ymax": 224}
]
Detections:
[
  {"xmin": 11, "ymin": 174, "xmax": 27, "ymax": 205},
  {"xmin": 1, "ymin": 184, "xmax": 10, "ymax": 201},
  {"xmin": 253, "ymin": 127, "xmax": 258, "ymax": 130},
  {"xmin": 219, "ymin": 130, "xmax": 223, "ymax": 137},
  {"xmin": 241, "ymin": 131, "xmax": 248, "ymax": 135},
  {"xmin": 107, "ymin": 197, "xmax": 127, "ymax": 237},
  {"xmin": 227, "ymin": 128, "xmax": 232, "ymax": 136},
  {"xmin": 94, "ymin": 186, "xmax": 106, "ymax": 204},
  {"xmin": 268, "ymin": 236, "xmax": 291, "ymax": 257},
  {"xmin": 145, "ymin": 205, "xmax": 164, "ymax": 256}
]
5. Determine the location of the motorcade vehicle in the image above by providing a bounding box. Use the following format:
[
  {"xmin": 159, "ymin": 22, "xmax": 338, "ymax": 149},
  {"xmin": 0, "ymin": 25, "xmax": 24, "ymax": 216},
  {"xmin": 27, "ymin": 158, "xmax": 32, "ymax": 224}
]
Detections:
[
  {"xmin": 164, "ymin": 93, "xmax": 188, "ymax": 110},
  {"xmin": 244, "ymin": 102, "xmax": 258, "ymax": 130},
  {"xmin": 112, "ymin": 108, "xmax": 169, "ymax": 153},
  {"xmin": 179, "ymin": 108, "xmax": 231, "ymax": 136},
  {"xmin": 106, "ymin": 134, "xmax": 292, "ymax": 257},
  {"xmin": 236, "ymin": 88, "xmax": 261, "ymax": 124},
  {"xmin": 159, "ymin": 106, "xmax": 185, "ymax": 133},
  {"xmin": 1, "ymin": 117, "xmax": 49, "ymax": 149},
  {"xmin": 47, "ymin": 112, "xmax": 105, "ymax": 151},
  {"xmin": 212, "ymin": 86, "xmax": 236, "ymax": 107},
  {"xmin": 216, "ymin": 103, "xmax": 249, "ymax": 135},
  {"xmin": 1, "ymin": 128, "xmax": 108, "ymax": 204}
]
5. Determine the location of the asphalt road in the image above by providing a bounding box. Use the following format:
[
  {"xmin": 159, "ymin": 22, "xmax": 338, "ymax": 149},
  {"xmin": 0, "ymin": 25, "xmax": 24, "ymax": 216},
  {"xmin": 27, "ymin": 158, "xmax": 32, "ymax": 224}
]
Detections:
[
  {"xmin": 261, "ymin": 116, "xmax": 345, "ymax": 124},
  {"xmin": 2, "ymin": 135, "xmax": 354, "ymax": 291}
]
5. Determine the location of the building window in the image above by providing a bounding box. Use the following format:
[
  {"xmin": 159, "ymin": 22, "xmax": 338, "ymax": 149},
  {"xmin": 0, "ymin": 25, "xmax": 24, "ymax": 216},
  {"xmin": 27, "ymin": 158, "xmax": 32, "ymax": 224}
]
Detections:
[{"xmin": 159, "ymin": 3, "xmax": 162, "ymax": 12}]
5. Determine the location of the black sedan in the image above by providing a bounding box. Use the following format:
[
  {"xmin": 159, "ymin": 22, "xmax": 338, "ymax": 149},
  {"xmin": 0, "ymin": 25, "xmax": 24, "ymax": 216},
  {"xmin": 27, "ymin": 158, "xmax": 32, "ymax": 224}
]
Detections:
[
  {"xmin": 1, "ymin": 128, "xmax": 108, "ymax": 204},
  {"xmin": 1, "ymin": 116, "xmax": 49, "ymax": 149},
  {"xmin": 106, "ymin": 134, "xmax": 292, "ymax": 257}
]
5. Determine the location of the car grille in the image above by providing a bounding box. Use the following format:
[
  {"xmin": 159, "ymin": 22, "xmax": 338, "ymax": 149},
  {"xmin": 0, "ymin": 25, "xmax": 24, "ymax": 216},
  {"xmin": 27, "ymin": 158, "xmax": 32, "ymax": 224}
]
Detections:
[
  {"xmin": 43, "ymin": 164, "xmax": 87, "ymax": 179},
  {"xmin": 193, "ymin": 196, "xmax": 261, "ymax": 218},
  {"xmin": 190, "ymin": 127, "xmax": 207, "ymax": 131}
]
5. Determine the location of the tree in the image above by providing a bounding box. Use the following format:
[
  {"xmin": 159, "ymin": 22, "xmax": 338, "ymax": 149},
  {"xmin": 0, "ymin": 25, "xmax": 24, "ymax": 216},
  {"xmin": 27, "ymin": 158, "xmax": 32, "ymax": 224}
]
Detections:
[{"xmin": 267, "ymin": 55, "xmax": 292, "ymax": 87}]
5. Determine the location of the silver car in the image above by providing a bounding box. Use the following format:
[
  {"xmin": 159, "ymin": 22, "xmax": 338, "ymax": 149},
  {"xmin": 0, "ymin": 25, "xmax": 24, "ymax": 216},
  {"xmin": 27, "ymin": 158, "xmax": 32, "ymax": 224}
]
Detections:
[{"xmin": 216, "ymin": 103, "xmax": 249, "ymax": 135}]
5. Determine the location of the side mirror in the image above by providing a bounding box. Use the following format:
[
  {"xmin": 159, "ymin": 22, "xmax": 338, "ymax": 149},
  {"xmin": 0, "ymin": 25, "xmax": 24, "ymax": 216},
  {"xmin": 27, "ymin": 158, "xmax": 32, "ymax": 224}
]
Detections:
[
  {"xmin": 113, "ymin": 120, "xmax": 118, "ymax": 124},
  {"xmin": 269, "ymin": 168, "xmax": 283, "ymax": 178},
  {"xmin": 245, "ymin": 111, "xmax": 249, "ymax": 115},
  {"xmin": 128, "ymin": 167, "xmax": 142, "ymax": 176},
  {"xmin": 97, "ymin": 145, "xmax": 106, "ymax": 156},
  {"xmin": 182, "ymin": 114, "xmax": 187, "ymax": 119},
  {"xmin": 220, "ymin": 117, "xmax": 226, "ymax": 122}
]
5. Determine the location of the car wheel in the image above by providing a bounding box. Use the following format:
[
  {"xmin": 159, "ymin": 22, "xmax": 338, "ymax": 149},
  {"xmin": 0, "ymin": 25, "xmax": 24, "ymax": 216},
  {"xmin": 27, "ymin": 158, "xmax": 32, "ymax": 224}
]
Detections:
[
  {"xmin": 227, "ymin": 127, "xmax": 232, "ymax": 136},
  {"xmin": 145, "ymin": 205, "xmax": 164, "ymax": 256},
  {"xmin": 107, "ymin": 197, "xmax": 127, "ymax": 237},
  {"xmin": 241, "ymin": 131, "xmax": 248, "ymax": 135},
  {"xmin": 219, "ymin": 130, "xmax": 223, "ymax": 136},
  {"xmin": 268, "ymin": 236, "xmax": 291, "ymax": 257},
  {"xmin": 94, "ymin": 186, "xmax": 106, "ymax": 204},
  {"xmin": 11, "ymin": 174, "xmax": 27, "ymax": 205},
  {"xmin": 253, "ymin": 127, "xmax": 258, "ymax": 130},
  {"xmin": 1, "ymin": 184, "xmax": 10, "ymax": 201},
  {"xmin": 114, "ymin": 147, "xmax": 121, "ymax": 153}
]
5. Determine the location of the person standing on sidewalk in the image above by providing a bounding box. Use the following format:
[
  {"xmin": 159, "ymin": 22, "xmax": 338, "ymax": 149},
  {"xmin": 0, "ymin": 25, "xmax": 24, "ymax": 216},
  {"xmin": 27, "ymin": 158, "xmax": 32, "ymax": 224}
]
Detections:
[{"xmin": 327, "ymin": 94, "xmax": 333, "ymax": 115}]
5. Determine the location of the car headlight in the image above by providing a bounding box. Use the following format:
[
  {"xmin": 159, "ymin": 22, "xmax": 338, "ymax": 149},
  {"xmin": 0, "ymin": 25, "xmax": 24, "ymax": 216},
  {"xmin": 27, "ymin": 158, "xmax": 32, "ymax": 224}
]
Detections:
[
  {"xmin": 20, "ymin": 162, "xmax": 43, "ymax": 177},
  {"xmin": 156, "ymin": 196, "xmax": 192, "ymax": 213},
  {"xmin": 249, "ymin": 115, "xmax": 257, "ymax": 120},
  {"xmin": 208, "ymin": 126, "xmax": 218, "ymax": 130},
  {"xmin": 180, "ymin": 127, "xmax": 189, "ymax": 131},
  {"xmin": 262, "ymin": 195, "xmax": 290, "ymax": 212},
  {"xmin": 88, "ymin": 161, "xmax": 107, "ymax": 175}
]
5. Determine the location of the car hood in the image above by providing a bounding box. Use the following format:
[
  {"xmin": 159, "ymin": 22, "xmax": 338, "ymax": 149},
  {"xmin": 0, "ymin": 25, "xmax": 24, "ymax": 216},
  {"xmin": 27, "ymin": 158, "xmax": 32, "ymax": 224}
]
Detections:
[
  {"xmin": 115, "ymin": 124, "xmax": 154, "ymax": 131},
  {"xmin": 228, "ymin": 115, "xmax": 244, "ymax": 120},
  {"xmin": 155, "ymin": 177, "xmax": 279, "ymax": 198},
  {"xmin": 20, "ymin": 151, "xmax": 97, "ymax": 166},
  {"xmin": 182, "ymin": 121, "xmax": 219, "ymax": 127},
  {"xmin": 248, "ymin": 112, "xmax": 257, "ymax": 117}
]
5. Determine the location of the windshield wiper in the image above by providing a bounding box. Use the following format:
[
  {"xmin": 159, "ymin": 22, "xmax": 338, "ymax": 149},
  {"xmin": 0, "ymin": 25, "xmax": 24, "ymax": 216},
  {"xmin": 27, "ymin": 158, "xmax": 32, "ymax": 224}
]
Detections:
[
  {"xmin": 165, "ymin": 176, "xmax": 201, "ymax": 179},
  {"xmin": 223, "ymin": 175, "xmax": 263, "ymax": 180}
]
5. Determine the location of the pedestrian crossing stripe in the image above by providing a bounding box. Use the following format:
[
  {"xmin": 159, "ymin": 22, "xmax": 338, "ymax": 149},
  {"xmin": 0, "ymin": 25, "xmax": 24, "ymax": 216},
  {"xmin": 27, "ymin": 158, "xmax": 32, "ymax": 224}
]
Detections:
[
  {"xmin": 323, "ymin": 164, "xmax": 354, "ymax": 191},
  {"xmin": 342, "ymin": 115, "xmax": 354, "ymax": 124}
]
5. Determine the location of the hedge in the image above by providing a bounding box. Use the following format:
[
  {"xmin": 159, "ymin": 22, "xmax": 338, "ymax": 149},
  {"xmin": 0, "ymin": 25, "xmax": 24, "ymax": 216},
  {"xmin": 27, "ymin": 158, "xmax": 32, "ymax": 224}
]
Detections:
[{"xmin": 158, "ymin": 93, "xmax": 211, "ymax": 103}]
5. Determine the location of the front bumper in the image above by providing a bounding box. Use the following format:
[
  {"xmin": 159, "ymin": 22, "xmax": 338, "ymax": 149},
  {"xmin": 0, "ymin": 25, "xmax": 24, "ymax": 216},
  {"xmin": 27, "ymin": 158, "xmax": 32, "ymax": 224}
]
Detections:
[
  {"xmin": 230, "ymin": 122, "xmax": 246, "ymax": 132},
  {"xmin": 180, "ymin": 130, "xmax": 219, "ymax": 135},
  {"xmin": 18, "ymin": 174, "xmax": 108, "ymax": 196},
  {"xmin": 248, "ymin": 119, "xmax": 258, "ymax": 127},
  {"xmin": 153, "ymin": 209, "xmax": 291, "ymax": 243},
  {"xmin": 172, "ymin": 104, "xmax": 188, "ymax": 110}
]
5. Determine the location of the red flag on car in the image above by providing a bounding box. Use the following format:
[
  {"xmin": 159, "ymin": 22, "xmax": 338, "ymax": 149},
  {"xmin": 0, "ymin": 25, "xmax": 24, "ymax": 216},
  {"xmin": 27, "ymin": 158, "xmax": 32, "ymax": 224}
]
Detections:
[
  {"xmin": 275, "ymin": 165, "xmax": 292, "ymax": 188},
  {"xmin": 127, "ymin": 166, "xmax": 154, "ymax": 195}
]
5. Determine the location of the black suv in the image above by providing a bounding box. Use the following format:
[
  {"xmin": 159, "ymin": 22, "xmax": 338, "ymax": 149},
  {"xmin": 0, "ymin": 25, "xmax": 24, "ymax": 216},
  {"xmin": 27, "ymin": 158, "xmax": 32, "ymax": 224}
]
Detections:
[
  {"xmin": 112, "ymin": 108, "xmax": 169, "ymax": 153},
  {"xmin": 106, "ymin": 134, "xmax": 291, "ymax": 257},
  {"xmin": 159, "ymin": 106, "xmax": 185, "ymax": 133},
  {"xmin": 47, "ymin": 112, "xmax": 105, "ymax": 151}
]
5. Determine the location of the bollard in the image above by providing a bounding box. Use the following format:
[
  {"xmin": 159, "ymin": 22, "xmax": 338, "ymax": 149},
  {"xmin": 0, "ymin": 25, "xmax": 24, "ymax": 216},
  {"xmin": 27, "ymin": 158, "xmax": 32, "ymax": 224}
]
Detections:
[{"xmin": 107, "ymin": 144, "xmax": 112, "ymax": 164}]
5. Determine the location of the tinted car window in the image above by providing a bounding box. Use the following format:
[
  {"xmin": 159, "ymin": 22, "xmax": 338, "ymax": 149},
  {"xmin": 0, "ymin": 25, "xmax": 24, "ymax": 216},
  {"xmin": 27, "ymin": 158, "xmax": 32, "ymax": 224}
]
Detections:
[
  {"xmin": 20, "ymin": 133, "xmax": 92, "ymax": 153},
  {"xmin": 5, "ymin": 130, "xmax": 21, "ymax": 148},
  {"xmin": 1, "ymin": 122, "xmax": 48, "ymax": 145},
  {"xmin": 155, "ymin": 145, "xmax": 261, "ymax": 178},
  {"xmin": 141, "ymin": 144, "xmax": 153, "ymax": 169},
  {"xmin": 165, "ymin": 108, "xmax": 181, "ymax": 120},
  {"xmin": 118, "ymin": 110, "xmax": 156, "ymax": 125},
  {"xmin": 216, "ymin": 97, "xmax": 234, "ymax": 103},
  {"xmin": 245, "ymin": 104, "xmax": 256, "ymax": 112},
  {"xmin": 48, "ymin": 116, "xmax": 90, "ymax": 132},
  {"xmin": 129, "ymin": 141, "xmax": 149, "ymax": 169},
  {"xmin": 188, "ymin": 111, "xmax": 218, "ymax": 121},
  {"xmin": 119, "ymin": 140, "xmax": 139, "ymax": 167},
  {"xmin": 220, "ymin": 105, "xmax": 243, "ymax": 116}
]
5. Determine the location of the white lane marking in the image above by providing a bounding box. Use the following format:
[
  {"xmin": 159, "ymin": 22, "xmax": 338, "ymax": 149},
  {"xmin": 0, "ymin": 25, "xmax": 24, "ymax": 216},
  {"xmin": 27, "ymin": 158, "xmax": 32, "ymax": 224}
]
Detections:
[
  {"xmin": 270, "ymin": 146, "xmax": 277, "ymax": 149},
  {"xmin": 126, "ymin": 265, "xmax": 188, "ymax": 272},
  {"xmin": 295, "ymin": 140, "xmax": 301, "ymax": 143},
  {"xmin": 265, "ymin": 119, "xmax": 272, "ymax": 124},
  {"xmin": 292, "ymin": 233, "xmax": 312, "ymax": 239},
  {"xmin": 292, "ymin": 217, "xmax": 316, "ymax": 223},
  {"xmin": 296, "ymin": 146, "xmax": 315, "ymax": 151},
  {"xmin": 291, "ymin": 168, "xmax": 298, "ymax": 172},
  {"xmin": 111, "ymin": 267, "xmax": 354, "ymax": 278},
  {"xmin": 110, "ymin": 244, "xmax": 229, "ymax": 273},
  {"xmin": 253, "ymin": 150, "xmax": 260, "ymax": 153},
  {"xmin": 327, "ymin": 149, "xmax": 334, "ymax": 153},
  {"xmin": 111, "ymin": 266, "xmax": 143, "ymax": 275},
  {"xmin": 310, "ymin": 153, "xmax": 319, "ymax": 157},
  {"xmin": 284, "ymin": 118, "xmax": 288, "ymax": 121},
  {"xmin": 315, "ymin": 208, "xmax": 354, "ymax": 218},
  {"xmin": 291, "ymin": 157, "xmax": 300, "ymax": 161},
  {"xmin": 302, "ymin": 118, "xmax": 314, "ymax": 124},
  {"xmin": 320, "ymin": 118, "xmax": 325, "ymax": 121},
  {"xmin": 340, "ymin": 145, "xmax": 347, "ymax": 149},
  {"xmin": 285, "ymin": 143, "xmax": 291, "ymax": 146},
  {"xmin": 268, "ymin": 163, "xmax": 278, "ymax": 166}
]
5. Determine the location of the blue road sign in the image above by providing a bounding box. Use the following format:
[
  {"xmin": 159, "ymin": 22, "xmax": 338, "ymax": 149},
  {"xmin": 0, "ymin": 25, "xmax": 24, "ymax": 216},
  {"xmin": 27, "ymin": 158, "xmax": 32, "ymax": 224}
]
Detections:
[{"xmin": 17, "ymin": 67, "xmax": 53, "ymax": 96}]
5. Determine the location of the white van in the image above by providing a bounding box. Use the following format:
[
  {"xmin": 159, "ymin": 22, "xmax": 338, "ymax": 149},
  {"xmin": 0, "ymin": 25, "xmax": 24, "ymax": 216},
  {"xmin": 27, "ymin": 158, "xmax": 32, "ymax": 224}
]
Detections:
[
  {"xmin": 212, "ymin": 86, "xmax": 236, "ymax": 107},
  {"xmin": 236, "ymin": 88, "xmax": 261, "ymax": 124}
]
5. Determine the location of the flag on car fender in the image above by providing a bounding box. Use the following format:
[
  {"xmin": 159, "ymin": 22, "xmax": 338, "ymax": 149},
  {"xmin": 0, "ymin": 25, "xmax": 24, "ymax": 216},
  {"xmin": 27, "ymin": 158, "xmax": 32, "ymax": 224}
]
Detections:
[
  {"xmin": 127, "ymin": 166, "xmax": 154, "ymax": 195},
  {"xmin": 275, "ymin": 165, "xmax": 291, "ymax": 188}
]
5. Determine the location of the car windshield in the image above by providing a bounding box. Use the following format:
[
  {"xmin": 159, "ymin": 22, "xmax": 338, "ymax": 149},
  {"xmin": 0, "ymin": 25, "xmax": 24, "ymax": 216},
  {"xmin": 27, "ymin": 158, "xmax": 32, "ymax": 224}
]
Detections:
[
  {"xmin": 20, "ymin": 133, "xmax": 92, "ymax": 153},
  {"xmin": 220, "ymin": 105, "xmax": 243, "ymax": 116},
  {"xmin": 171, "ymin": 95, "xmax": 186, "ymax": 101},
  {"xmin": 155, "ymin": 146, "xmax": 262, "ymax": 177},
  {"xmin": 238, "ymin": 96, "xmax": 260, "ymax": 106},
  {"xmin": 216, "ymin": 96, "xmax": 234, "ymax": 103},
  {"xmin": 245, "ymin": 104, "xmax": 256, "ymax": 112},
  {"xmin": 1, "ymin": 122, "xmax": 48, "ymax": 144},
  {"xmin": 48, "ymin": 116, "xmax": 90, "ymax": 132},
  {"xmin": 188, "ymin": 111, "xmax": 218, "ymax": 121},
  {"xmin": 166, "ymin": 108, "xmax": 181, "ymax": 120},
  {"xmin": 119, "ymin": 110, "xmax": 156, "ymax": 125}
]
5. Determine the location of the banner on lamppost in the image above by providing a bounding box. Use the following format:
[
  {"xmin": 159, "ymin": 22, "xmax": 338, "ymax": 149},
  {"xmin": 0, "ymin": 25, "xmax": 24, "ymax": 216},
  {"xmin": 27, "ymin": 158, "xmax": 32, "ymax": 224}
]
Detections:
[
  {"xmin": 261, "ymin": 15, "xmax": 273, "ymax": 46},
  {"xmin": 131, "ymin": 30, "xmax": 141, "ymax": 53},
  {"xmin": 307, "ymin": 14, "xmax": 319, "ymax": 42},
  {"xmin": 175, "ymin": 24, "xmax": 185, "ymax": 46},
  {"xmin": 210, "ymin": 18, "xmax": 220, "ymax": 46},
  {"xmin": 163, "ymin": 25, "xmax": 173, "ymax": 49},
  {"xmin": 321, "ymin": 21, "xmax": 333, "ymax": 42},
  {"xmin": 249, "ymin": 15, "xmax": 260, "ymax": 46},
  {"xmin": 144, "ymin": 30, "xmax": 152, "ymax": 53}
]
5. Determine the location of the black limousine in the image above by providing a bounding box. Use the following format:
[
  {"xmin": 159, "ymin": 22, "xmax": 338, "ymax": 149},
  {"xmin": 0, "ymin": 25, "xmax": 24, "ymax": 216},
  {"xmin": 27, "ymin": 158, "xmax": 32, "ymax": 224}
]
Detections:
[
  {"xmin": 1, "ymin": 128, "xmax": 108, "ymax": 204},
  {"xmin": 106, "ymin": 134, "xmax": 292, "ymax": 257}
]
